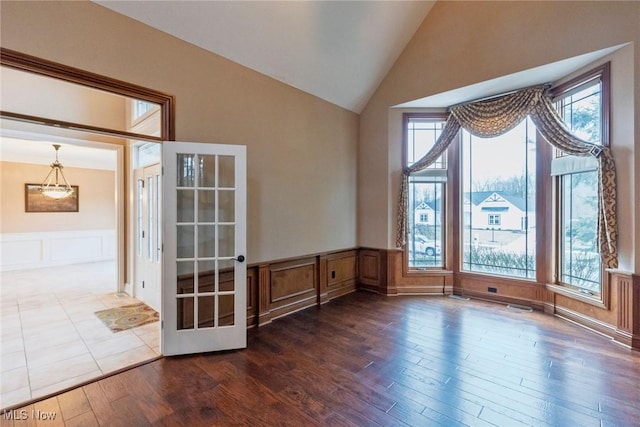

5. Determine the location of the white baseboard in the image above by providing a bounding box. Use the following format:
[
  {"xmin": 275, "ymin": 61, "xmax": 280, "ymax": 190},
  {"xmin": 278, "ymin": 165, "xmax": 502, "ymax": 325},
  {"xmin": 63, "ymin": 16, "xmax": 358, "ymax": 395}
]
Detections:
[{"xmin": 0, "ymin": 229, "xmax": 116, "ymax": 271}]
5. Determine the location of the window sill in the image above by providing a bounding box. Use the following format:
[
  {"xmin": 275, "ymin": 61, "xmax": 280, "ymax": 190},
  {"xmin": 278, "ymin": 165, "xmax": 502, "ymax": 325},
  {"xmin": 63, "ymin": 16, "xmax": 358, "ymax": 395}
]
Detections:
[
  {"xmin": 546, "ymin": 283, "xmax": 608, "ymax": 309},
  {"xmin": 404, "ymin": 268, "xmax": 453, "ymax": 277},
  {"xmin": 457, "ymin": 270, "xmax": 537, "ymax": 285}
]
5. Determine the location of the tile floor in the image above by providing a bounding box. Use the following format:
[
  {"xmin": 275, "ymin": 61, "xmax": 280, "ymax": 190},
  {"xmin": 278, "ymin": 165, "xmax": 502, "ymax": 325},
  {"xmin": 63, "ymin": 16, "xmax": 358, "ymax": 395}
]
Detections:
[{"xmin": 0, "ymin": 261, "xmax": 160, "ymax": 409}]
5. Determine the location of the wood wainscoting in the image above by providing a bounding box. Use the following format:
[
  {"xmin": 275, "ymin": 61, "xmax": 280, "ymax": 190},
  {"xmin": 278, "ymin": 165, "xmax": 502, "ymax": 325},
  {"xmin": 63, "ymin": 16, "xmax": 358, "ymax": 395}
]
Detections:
[
  {"xmin": 246, "ymin": 249, "xmax": 358, "ymax": 327},
  {"xmin": 613, "ymin": 271, "xmax": 640, "ymax": 349},
  {"xmin": 357, "ymin": 248, "xmax": 452, "ymax": 296},
  {"xmin": 352, "ymin": 247, "xmax": 639, "ymax": 351},
  {"xmin": 242, "ymin": 247, "xmax": 638, "ymax": 350},
  {"xmin": 357, "ymin": 248, "xmax": 388, "ymax": 294},
  {"xmin": 455, "ymin": 272, "xmax": 548, "ymax": 311},
  {"xmin": 543, "ymin": 270, "xmax": 640, "ymax": 350}
]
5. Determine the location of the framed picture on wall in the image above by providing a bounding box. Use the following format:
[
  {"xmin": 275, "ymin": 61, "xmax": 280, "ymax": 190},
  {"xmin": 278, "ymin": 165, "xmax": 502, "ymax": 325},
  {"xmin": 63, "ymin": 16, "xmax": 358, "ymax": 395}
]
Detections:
[{"xmin": 25, "ymin": 184, "xmax": 79, "ymax": 213}]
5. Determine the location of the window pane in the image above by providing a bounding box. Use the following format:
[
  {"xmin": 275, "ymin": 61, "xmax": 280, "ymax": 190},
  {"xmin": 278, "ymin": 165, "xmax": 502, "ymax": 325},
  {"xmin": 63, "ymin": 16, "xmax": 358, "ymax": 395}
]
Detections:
[
  {"xmin": 560, "ymin": 173, "xmax": 601, "ymax": 292},
  {"xmin": 407, "ymin": 182, "xmax": 443, "ymax": 268},
  {"xmin": 461, "ymin": 119, "xmax": 536, "ymax": 279},
  {"xmin": 198, "ymin": 296, "xmax": 215, "ymax": 328},
  {"xmin": 556, "ymin": 78, "xmax": 602, "ymax": 293},
  {"xmin": 406, "ymin": 118, "xmax": 446, "ymax": 168},
  {"xmin": 177, "ymin": 154, "xmax": 195, "ymax": 187},
  {"xmin": 558, "ymin": 83, "xmax": 601, "ymax": 144},
  {"xmin": 405, "ymin": 116, "xmax": 447, "ymax": 270}
]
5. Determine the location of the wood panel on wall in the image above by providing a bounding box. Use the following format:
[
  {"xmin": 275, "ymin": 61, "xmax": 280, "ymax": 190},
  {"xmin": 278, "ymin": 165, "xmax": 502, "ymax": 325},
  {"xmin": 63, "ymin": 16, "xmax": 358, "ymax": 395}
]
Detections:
[
  {"xmin": 391, "ymin": 250, "xmax": 452, "ymax": 295},
  {"xmin": 250, "ymin": 249, "xmax": 358, "ymax": 327},
  {"xmin": 358, "ymin": 248, "xmax": 453, "ymax": 296},
  {"xmin": 246, "ymin": 267, "xmax": 258, "ymax": 328},
  {"xmin": 451, "ymin": 268, "xmax": 639, "ymax": 351},
  {"xmin": 454, "ymin": 273, "xmax": 547, "ymax": 311},
  {"xmin": 613, "ymin": 272, "xmax": 640, "ymax": 349},
  {"xmin": 358, "ymin": 248, "xmax": 388, "ymax": 294},
  {"xmin": 242, "ymin": 247, "xmax": 638, "ymax": 351},
  {"xmin": 319, "ymin": 250, "xmax": 358, "ymax": 304},
  {"xmin": 258, "ymin": 260, "xmax": 315, "ymax": 327}
]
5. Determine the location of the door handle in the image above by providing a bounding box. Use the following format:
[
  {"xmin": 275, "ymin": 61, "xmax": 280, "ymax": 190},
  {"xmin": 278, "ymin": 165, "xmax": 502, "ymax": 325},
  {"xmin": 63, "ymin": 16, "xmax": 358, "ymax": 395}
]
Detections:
[{"xmin": 232, "ymin": 255, "xmax": 245, "ymax": 263}]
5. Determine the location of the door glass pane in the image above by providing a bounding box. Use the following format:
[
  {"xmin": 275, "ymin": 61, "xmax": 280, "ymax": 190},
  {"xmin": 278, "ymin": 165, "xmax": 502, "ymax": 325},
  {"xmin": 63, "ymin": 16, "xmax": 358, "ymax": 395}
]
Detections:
[
  {"xmin": 177, "ymin": 225, "xmax": 195, "ymax": 258},
  {"xmin": 219, "ymin": 260, "xmax": 235, "ymax": 292},
  {"xmin": 198, "ymin": 155, "xmax": 216, "ymax": 188},
  {"xmin": 177, "ymin": 154, "xmax": 196, "ymax": 187},
  {"xmin": 219, "ymin": 156, "xmax": 235, "ymax": 188},
  {"xmin": 136, "ymin": 179, "xmax": 143, "ymax": 256},
  {"xmin": 198, "ymin": 190, "xmax": 216, "ymax": 222},
  {"xmin": 198, "ymin": 296, "xmax": 215, "ymax": 328},
  {"xmin": 177, "ymin": 261, "xmax": 195, "ymax": 294},
  {"xmin": 198, "ymin": 260, "xmax": 216, "ymax": 293},
  {"xmin": 177, "ymin": 297, "xmax": 194, "ymax": 330},
  {"xmin": 198, "ymin": 225, "xmax": 216, "ymax": 258},
  {"xmin": 218, "ymin": 225, "xmax": 235, "ymax": 257},
  {"xmin": 147, "ymin": 177, "xmax": 153, "ymax": 261},
  {"xmin": 218, "ymin": 190, "xmax": 235, "ymax": 222},
  {"xmin": 155, "ymin": 174, "xmax": 161, "ymax": 263},
  {"xmin": 177, "ymin": 190, "xmax": 194, "ymax": 222},
  {"xmin": 218, "ymin": 294, "xmax": 234, "ymax": 326}
]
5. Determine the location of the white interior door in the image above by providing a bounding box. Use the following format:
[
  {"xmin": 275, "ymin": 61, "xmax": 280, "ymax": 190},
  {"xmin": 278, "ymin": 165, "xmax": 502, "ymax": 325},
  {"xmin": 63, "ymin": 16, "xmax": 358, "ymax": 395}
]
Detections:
[
  {"xmin": 162, "ymin": 142, "xmax": 246, "ymax": 356},
  {"xmin": 133, "ymin": 163, "xmax": 162, "ymax": 312}
]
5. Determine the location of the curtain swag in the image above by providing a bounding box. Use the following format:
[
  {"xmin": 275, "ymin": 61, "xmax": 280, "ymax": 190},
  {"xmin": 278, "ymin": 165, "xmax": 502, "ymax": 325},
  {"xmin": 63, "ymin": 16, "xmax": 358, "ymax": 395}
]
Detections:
[{"xmin": 397, "ymin": 85, "xmax": 618, "ymax": 268}]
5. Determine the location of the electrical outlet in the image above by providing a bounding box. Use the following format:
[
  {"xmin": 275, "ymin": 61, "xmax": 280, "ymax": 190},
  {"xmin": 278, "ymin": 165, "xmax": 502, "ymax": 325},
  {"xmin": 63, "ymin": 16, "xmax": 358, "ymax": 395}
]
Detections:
[{"xmin": 488, "ymin": 287, "xmax": 497, "ymax": 293}]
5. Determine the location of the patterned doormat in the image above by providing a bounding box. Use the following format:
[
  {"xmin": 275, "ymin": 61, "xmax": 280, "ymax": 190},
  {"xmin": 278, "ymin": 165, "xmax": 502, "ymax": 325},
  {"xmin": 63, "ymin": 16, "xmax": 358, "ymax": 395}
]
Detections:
[{"xmin": 95, "ymin": 303, "xmax": 159, "ymax": 333}]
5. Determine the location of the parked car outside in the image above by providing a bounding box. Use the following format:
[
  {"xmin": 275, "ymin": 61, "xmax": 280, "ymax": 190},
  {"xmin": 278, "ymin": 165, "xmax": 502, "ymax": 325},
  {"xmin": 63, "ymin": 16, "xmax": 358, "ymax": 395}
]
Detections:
[{"xmin": 410, "ymin": 235, "xmax": 441, "ymax": 256}]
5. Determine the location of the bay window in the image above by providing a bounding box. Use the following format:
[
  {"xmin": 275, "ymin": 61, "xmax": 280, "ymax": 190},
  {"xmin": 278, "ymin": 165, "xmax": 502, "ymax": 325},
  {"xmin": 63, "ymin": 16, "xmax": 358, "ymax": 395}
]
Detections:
[{"xmin": 400, "ymin": 64, "xmax": 612, "ymax": 290}]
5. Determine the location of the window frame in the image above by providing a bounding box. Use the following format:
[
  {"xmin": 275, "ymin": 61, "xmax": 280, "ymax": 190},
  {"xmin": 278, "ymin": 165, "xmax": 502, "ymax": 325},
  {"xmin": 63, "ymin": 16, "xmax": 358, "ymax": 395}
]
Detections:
[
  {"xmin": 402, "ymin": 112, "xmax": 449, "ymax": 273},
  {"xmin": 550, "ymin": 62, "xmax": 610, "ymax": 298},
  {"xmin": 459, "ymin": 119, "xmax": 538, "ymax": 281},
  {"xmin": 488, "ymin": 214, "xmax": 501, "ymax": 226}
]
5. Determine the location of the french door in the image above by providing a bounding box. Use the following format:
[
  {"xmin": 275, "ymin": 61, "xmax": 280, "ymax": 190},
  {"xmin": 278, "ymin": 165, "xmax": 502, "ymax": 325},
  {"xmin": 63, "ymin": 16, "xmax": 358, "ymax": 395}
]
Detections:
[{"xmin": 162, "ymin": 142, "xmax": 246, "ymax": 356}]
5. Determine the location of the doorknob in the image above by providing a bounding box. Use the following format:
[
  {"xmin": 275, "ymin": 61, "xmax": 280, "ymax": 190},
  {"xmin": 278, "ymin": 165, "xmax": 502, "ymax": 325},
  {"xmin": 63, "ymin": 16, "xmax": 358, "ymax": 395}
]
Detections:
[{"xmin": 232, "ymin": 255, "xmax": 245, "ymax": 262}]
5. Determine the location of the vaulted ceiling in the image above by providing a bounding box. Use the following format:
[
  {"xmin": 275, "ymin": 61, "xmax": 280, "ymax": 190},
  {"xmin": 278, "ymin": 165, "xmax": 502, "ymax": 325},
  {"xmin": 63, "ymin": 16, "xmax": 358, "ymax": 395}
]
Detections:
[{"xmin": 93, "ymin": 1, "xmax": 437, "ymax": 113}]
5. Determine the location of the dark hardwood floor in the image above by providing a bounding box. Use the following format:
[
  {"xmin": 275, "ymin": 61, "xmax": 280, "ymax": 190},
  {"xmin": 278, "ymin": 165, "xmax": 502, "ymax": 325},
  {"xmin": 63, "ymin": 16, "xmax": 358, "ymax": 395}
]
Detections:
[{"xmin": 2, "ymin": 291, "xmax": 639, "ymax": 426}]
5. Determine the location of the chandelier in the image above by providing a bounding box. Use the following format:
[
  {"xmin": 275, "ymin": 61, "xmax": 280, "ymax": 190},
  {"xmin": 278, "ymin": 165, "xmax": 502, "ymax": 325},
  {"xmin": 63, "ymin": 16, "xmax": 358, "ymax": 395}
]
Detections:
[{"xmin": 40, "ymin": 144, "xmax": 74, "ymax": 199}]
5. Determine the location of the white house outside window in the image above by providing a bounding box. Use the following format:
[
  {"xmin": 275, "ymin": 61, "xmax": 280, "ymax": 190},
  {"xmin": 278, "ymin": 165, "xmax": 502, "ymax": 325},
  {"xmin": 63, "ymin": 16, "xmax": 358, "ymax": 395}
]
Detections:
[{"xmin": 461, "ymin": 118, "xmax": 537, "ymax": 279}]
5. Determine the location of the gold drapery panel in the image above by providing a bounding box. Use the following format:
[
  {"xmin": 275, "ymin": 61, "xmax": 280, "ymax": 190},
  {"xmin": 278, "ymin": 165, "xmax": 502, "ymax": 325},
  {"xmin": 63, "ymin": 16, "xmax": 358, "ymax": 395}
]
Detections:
[{"xmin": 396, "ymin": 85, "xmax": 617, "ymax": 268}]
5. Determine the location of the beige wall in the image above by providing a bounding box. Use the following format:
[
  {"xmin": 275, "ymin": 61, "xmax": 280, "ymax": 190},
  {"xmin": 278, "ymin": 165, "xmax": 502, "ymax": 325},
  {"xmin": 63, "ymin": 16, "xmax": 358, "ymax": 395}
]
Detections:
[
  {"xmin": 0, "ymin": 162, "xmax": 115, "ymax": 233},
  {"xmin": 359, "ymin": 1, "xmax": 640, "ymax": 273},
  {"xmin": 0, "ymin": 1, "xmax": 358, "ymax": 263}
]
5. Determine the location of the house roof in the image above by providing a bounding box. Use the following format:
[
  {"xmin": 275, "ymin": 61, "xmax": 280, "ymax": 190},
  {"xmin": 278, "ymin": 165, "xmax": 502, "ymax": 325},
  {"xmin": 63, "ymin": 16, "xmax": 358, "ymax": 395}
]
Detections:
[
  {"xmin": 415, "ymin": 200, "xmax": 441, "ymax": 211},
  {"xmin": 464, "ymin": 191, "xmax": 530, "ymax": 212},
  {"xmin": 416, "ymin": 191, "xmax": 531, "ymax": 212}
]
